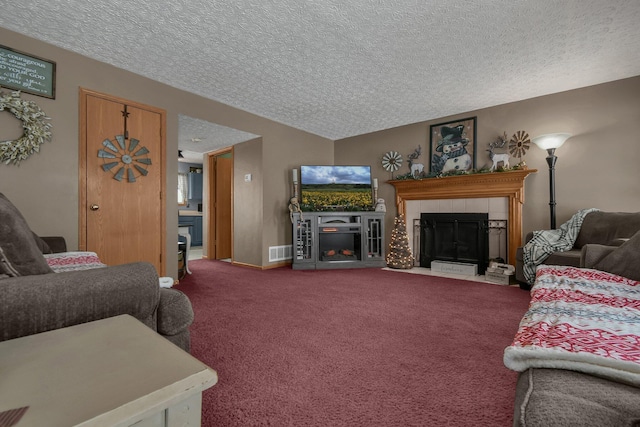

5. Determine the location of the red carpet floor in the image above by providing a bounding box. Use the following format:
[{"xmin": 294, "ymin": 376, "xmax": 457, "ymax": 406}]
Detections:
[{"xmin": 178, "ymin": 260, "xmax": 531, "ymax": 426}]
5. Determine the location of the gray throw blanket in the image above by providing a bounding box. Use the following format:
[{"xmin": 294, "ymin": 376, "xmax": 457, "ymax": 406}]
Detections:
[{"xmin": 522, "ymin": 208, "xmax": 599, "ymax": 283}]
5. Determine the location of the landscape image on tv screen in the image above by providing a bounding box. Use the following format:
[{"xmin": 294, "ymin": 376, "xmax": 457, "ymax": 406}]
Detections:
[{"xmin": 300, "ymin": 165, "xmax": 373, "ymax": 211}]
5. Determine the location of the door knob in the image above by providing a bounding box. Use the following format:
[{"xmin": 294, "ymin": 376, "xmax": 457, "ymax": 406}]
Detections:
[{"xmin": 90, "ymin": 204, "xmax": 99, "ymax": 211}]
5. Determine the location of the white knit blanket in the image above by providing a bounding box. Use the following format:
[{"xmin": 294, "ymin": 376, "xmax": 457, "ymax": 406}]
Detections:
[
  {"xmin": 504, "ymin": 265, "xmax": 640, "ymax": 386},
  {"xmin": 521, "ymin": 208, "xmax": 599, "ymax": 283}
]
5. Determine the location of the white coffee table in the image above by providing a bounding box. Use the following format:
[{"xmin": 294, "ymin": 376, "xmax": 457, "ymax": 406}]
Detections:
[{"xmin": 0, "ymin": 315, "xmax": 217, "ymax": 426}]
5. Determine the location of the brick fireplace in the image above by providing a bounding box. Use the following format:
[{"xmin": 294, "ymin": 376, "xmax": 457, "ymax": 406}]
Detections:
[{"xmin": 388, "ymin": 169, "xmax": 536, "ymax": 265}]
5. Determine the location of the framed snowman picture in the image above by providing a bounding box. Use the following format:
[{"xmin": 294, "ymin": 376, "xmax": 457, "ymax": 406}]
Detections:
[{"xmin": 429, "ymin": 117, "xmax": 477, "ymax": 175}]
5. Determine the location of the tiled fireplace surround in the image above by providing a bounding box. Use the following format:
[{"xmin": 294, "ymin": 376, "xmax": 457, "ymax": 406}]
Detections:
[{"xmin": 389, "ymin": 169, "xmax": 537, "ymax": 267}]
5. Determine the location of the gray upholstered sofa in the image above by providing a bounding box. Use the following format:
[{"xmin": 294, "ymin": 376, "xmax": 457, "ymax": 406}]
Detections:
[
  {"xmin": 515, "ymin": 211, "xmax": 640, "ymax": 288},
  {"xmin": 0, "ymin": 193, "xmax": 194, "ymax": 352},
  {"xmin": 511, "ymin": 234, "xmax": 640, "ymax": 426},
  {"xmin": 514, "ymin": 367, "xmax": 640, "ymax": 426}
]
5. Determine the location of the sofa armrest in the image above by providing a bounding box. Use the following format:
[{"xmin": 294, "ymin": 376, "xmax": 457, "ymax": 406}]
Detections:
[
  {"xmin": 0, "ymin": 262, "xmax": 159, "ymax": 342},
  {"xmin": 581, "ymin": 244, "xmax": 616, "ymax": 269},
  {"xmin": 157, "ymin": 288, "xmax": 194, "ymax": 336},
  {"xmin": 40, "ymin": 236, "xmax": 67, "ymax": 253},
  {"xmin": 524, "ymin": 232, "xmax": 534, "ymax": 244}
]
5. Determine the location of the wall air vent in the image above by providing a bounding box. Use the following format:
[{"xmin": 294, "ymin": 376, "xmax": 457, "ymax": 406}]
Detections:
[{"xmin": 269, "ymin": 245, "xmax": 293, "ymax": 262}]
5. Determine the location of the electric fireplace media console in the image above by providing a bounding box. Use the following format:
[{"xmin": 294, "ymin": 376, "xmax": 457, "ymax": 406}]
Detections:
[{"xmin": 291, "ymin": 212, "xmax": 385, "ymax": 270}]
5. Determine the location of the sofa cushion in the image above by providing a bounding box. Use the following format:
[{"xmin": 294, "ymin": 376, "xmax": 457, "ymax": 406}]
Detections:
[
  {"xmin": 594, "ymin": 231, "xmax": 640, "ymax": 281},
  {"xmin": 514, "ymin": 369, "xmax": 640, "ymax": 427},
  {"xmin": 32, "ymin": 232, "xmax": 53, "ymax": 254},
  {"xmin": 581, "ymin": 244, "xmax": 616, "ymax": 268},
  {"xmin": 40, "ymin": 236, "xmax": 68, "ymax": 254},
  {"xmin": 544, "ymin": 248, "xmax": 581, "ymax": 267},
  {"xmin": 575, "ymin": 211, "xmax": 640, "ymax": 249},
  {"xmin": 0, "ymin": 193, "xmax": 52, "ymax": 277}
]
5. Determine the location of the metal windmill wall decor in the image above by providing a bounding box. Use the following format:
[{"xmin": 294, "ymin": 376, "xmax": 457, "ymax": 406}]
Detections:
[
  {"xmin": 509, "ymin": 130, "xmax": 531, "ymax": 166},
  {"xmin": 96, "ymin": 105, "xmax": 152, "ymax": 183},
  {"xmin": 382, "ymin": 151, "xmax": 402, "ymax": 179}
]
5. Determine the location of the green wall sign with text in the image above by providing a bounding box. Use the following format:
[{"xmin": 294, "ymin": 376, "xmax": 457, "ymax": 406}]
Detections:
[{"xmin": 0, "ymin": 45, "xmax": 56, "ymax": 99}]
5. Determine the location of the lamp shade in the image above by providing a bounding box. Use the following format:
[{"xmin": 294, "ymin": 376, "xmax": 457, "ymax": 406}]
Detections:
[{"xmin": 532, "ymin": 133, "xmax": 572, "ymax": 150}]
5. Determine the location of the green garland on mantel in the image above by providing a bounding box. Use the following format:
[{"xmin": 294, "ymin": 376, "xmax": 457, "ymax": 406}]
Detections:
[
  {"xmin": 0, "ymin": 90, "xmax": 53, "ymax": 165},
  {"xmin": 392, "ymin": 163, "xmax": 527, "ymax": 181}
]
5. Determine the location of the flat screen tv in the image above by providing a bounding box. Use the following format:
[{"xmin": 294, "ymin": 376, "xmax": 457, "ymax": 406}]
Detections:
[{"xmin": 300, "ymin": 165, "xmax": 373, "ymax": 211}]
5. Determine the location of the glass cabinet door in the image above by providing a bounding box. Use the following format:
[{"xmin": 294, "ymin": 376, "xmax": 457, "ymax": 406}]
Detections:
[
  {"xmin": 365, "ymin": 215, "xmax": 384, "ymax": 259},
  {"xmin": 293, "ymin": 214, "xmax": 314, "ymax": 263}
]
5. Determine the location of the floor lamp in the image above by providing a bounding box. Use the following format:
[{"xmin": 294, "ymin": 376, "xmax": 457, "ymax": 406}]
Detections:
[{"xmin": 532, "ymin": 133, "xmax": 572, "ymax": 229}]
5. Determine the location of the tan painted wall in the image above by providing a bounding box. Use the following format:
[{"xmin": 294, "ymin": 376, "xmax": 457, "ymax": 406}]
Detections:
[
  {"xmin": 233, "ymin": 137, "xmax": 263, "ymax": 266},
  {"xmin": 261, "ymin": 134, "xmax": 334, "ymax": 266},
  {"xmin": 335, "ymin": 76, "xmax": 640, "ymax": 243},
  {"xmin": 0, "ymin": 27, "xmax": 331, "ymax": 275}
]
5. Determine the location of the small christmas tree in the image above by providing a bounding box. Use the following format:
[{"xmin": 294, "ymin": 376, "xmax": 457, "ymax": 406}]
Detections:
[{"xmin": 386, "ymin": 214, "xmax": 414, "ymax": 269}]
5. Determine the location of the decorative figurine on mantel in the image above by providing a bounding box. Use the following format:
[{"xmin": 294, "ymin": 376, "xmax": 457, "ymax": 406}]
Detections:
[
  {"xmin": 407, "ymin": 145, "xmax": 425, "ymax": 178},
  {"xmin": 487, "ymin": 134, "xmax": 510, "ymax": 171}
]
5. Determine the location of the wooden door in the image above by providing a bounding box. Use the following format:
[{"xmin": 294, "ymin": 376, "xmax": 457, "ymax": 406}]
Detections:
[
  {"xmin": 80, "ymin": 89, "xmax": 166, "ymax": 273},
  {"xmin": 215, "ymin": 155, "xmax": 233, "ymax": 258},
  {"xmin": 208, "ymin": 150, "xmax": 233, "ymax": 259}
]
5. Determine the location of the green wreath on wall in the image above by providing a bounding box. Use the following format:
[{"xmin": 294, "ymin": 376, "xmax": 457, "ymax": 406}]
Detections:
[{"xmin": 0, "ymin": 90, "xmax": 52, "ymax": 165}]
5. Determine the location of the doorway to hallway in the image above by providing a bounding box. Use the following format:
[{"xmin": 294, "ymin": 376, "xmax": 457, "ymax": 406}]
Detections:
[{"xmin": 208, "ymin": 148, "xmax": 233, "ymax": 260}]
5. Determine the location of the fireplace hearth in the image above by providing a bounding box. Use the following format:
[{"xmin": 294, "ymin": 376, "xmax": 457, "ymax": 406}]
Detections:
[{"xmin": 420, "ymin": 213, "xmax": 489, "ymax": 274}]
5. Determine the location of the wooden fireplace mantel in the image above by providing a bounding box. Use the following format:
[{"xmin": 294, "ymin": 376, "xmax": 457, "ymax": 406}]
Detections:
[{"xmin": 388, "ymin": 169, "xmax": 537, "ymax": 265}]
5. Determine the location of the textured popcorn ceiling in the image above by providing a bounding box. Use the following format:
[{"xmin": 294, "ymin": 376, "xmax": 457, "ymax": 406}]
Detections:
[
  {"xmin": 178, "ymin": 115, "xmax": 259, "ymax": 163},
  {"xmin": 2, "ymin": 1, "xmax": 640, "ymax": 144}
]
